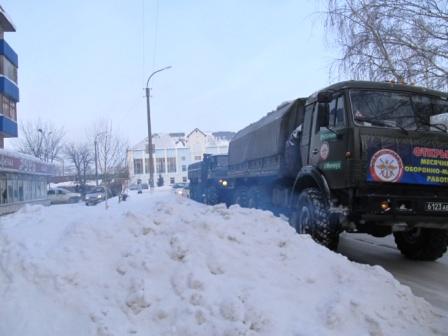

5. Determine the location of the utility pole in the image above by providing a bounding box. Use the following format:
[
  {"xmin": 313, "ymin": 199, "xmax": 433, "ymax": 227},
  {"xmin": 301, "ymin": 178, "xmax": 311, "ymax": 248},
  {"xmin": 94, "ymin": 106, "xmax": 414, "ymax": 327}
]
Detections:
[
  {"xmin": 145, "ymin": 65, "xmax": 172, "ymax": 188},
  {"xmin": 94, "ymin": 137, "xmax": 98, "ymax": 186},
  {"xmin": 94, "ymin": 132, "xmax": 106, "ymax": 186}
]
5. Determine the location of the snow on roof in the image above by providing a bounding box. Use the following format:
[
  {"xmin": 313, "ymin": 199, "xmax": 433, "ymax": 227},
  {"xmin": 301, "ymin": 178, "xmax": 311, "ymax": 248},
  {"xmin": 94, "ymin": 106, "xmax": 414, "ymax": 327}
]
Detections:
[
  {"xmin": 131, "ymin": 133, "xmax": 187, "ymax": 151},
  {"xmin": 131, "ymin": 129, "xmax": 233, "ymax": 151},
  {"xmin": 0, "ymin": 190, "xmax": 445, "ymax": 335},
  {"xmin": 205, "ymin": 133, "xmax": 231, "ymax": 148},
  {"xmin": 0, "ymin": 148, "xmax": 47, "ymax": 164}
]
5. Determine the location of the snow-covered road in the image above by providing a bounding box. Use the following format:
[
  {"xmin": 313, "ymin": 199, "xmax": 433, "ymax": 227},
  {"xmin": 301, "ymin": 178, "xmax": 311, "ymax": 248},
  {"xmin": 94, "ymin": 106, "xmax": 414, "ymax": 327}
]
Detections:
[{"xmin": 338, "ymin": 234, "xmax": 448, "ymax": 313}]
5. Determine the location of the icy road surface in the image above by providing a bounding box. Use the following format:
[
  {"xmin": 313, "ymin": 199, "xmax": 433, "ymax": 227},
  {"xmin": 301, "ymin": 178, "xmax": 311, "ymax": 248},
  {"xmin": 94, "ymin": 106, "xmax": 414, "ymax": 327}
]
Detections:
[
  {"xmin": 339, "ymin": 234, "xmax": 448, "ymax": 313},
  {"xmin": 0, "ymin": 190, "xmax": 447, "ymax": 335}
]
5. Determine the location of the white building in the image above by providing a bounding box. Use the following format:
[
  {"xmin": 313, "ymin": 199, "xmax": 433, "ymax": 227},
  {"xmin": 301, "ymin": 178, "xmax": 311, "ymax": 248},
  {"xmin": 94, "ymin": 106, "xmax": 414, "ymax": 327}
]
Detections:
[{"xmin": 128, "ymin": 129, "xmax": 234, "ymax": 186}]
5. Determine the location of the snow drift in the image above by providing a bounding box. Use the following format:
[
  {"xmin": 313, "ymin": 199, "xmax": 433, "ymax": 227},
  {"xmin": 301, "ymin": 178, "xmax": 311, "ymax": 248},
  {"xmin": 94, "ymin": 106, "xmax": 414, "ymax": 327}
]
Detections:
[{"xmin": 0, "ymin": 190, "xmax": 446, "ymax": 335}]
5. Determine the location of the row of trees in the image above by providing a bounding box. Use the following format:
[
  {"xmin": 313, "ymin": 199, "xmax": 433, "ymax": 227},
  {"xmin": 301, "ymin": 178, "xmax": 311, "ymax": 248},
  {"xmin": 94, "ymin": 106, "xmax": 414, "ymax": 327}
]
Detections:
[
  {"xmin": 325, "ymin": 0, "xmax": 448, "ymax": 90},
  {"xmin": 17, "ymin": 119, "xmax": 128, "ymax": 186}
]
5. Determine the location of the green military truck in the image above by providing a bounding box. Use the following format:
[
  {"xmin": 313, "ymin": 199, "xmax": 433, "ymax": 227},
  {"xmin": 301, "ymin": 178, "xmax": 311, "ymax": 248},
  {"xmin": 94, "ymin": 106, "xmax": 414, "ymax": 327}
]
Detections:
[{"xmin": 189, "ymin": 81, "xmax": 448, "ymax": 261}]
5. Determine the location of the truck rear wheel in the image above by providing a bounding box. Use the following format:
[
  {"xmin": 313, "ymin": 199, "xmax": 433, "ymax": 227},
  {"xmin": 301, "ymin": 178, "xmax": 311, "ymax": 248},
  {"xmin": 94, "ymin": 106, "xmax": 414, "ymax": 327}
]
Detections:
[
  {"xmin": 233, "ymin": 186, "xmax": 248, "ymax": 208},
  {"xmin": 393, "ymin": 228, "xmax": 448, "ymax": 261},
  {"xmin": 290, "ymin": 188, "xmax": 339, "ymax": 251},
  {"xmin": 247, "ymin": 186, "xmax": 270, "ymax": 210}
]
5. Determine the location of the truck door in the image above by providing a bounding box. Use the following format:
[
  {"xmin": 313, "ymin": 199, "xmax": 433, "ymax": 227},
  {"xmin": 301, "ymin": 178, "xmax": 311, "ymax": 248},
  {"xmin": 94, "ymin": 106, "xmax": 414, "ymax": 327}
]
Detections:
[
  {"xmin": 300, "ymin": 103, "xmax": 315, "ymax": 165},
  {"xmin": 308, "ymin": 94, "xmax": 349, "ymax": 187},
  {"xmin": 309, "ymin": 103, "xmax": 322, "ymax": 166}
]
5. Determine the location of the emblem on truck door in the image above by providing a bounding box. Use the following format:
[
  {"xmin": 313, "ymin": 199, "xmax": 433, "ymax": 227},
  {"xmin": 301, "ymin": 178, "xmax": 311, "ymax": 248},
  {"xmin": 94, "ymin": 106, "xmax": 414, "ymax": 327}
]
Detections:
[
  {"xmin": 320, "ymin": 142, "xmax": 330, "ymax": 160},
  {"xmin": 369, "ymin": 149, "xmax": 404, "ymax": 182}
]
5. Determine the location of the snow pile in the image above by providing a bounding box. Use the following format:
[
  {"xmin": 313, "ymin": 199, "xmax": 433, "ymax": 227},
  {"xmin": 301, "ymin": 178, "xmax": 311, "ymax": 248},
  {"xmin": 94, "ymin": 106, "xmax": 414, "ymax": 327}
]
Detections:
[{"xmin": 0, "ymin": 191, "xmax": 446, "ymax": 336}]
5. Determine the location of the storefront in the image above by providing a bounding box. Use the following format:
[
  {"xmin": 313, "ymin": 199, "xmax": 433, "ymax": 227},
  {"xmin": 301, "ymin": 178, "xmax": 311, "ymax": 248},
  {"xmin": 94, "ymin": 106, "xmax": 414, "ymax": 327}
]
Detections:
[{"xmin": 0, "ymin": 149, "xmax": 55, "ymax": 215}]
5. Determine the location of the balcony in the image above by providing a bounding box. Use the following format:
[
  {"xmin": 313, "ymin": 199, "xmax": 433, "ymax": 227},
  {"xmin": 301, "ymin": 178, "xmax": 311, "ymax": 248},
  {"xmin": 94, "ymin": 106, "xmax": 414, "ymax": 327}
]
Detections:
[{"xmin": 0, "ymin": 114, "xmax": 17, "ymax": 137}]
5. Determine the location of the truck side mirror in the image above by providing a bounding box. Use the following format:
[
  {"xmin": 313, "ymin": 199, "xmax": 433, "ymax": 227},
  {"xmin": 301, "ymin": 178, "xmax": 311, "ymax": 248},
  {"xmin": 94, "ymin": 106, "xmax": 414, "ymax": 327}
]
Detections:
[{"xmin": 317, "ymin": 103, "xmax": 330, "ymax": 128}]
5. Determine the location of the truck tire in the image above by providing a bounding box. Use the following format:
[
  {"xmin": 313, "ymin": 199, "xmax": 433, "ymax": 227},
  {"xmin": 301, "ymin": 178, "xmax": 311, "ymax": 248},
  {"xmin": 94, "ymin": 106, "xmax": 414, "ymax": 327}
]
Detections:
[
  {"xmin": 234, "ymin": 186, "xmax": 249, "ymax": 208},
  {"xmin": 189, "ymin": 185, "xmax": 198, "ymax": 201},
  {"xmin": 290, "ymin": 188, "xmax": 339, "ymax": 251},
  {"xmin": 247, "ymin": 186, "xmax": 270, "ymax": 210},
  {"xmin": 205, "ymin": 186, "xmax": 220, "ymax": 205},
  {"xmin": 394, "ymin": 228, "xmax": 448, "ymax": 261}
]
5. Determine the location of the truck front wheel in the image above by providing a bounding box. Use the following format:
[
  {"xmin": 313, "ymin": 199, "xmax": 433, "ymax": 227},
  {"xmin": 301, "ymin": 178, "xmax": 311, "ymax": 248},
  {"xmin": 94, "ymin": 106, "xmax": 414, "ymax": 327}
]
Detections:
[
  {"xmin": 394, "ymin": 228, "xmax": 448, "ymax": 261},
  {"xmin": 205, "ymin": 186, "xmax": 219, "ymax": 205},
  {"xmin": 290, "ymin": 188, "xmax": 339, "ymax": 251}
]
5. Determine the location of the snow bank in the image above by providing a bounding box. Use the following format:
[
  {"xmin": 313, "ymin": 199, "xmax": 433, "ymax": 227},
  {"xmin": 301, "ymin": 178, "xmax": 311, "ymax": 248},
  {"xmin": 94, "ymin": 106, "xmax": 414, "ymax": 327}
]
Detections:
[{"xmin": 0, "ymin": 191, "xmax": 446, "ymax": 335}]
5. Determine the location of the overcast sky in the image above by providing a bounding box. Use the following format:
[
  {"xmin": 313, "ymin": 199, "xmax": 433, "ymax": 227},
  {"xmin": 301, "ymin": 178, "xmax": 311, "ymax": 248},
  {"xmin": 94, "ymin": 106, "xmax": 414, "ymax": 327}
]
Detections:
[{"xmin": 3, "ymin": 0, "xmax": 340, "ymax": 147}]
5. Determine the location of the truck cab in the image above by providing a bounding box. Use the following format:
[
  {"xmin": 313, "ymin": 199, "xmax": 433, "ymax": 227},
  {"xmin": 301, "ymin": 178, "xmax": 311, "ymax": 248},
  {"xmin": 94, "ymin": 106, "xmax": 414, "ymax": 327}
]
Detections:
[
  {"xmin": 292, "ymin": 81, "xmax": 448, "ymax": 259},
  {"xmin": 188, "ymin": 154, "xmax": 229, "ymax": 204}
]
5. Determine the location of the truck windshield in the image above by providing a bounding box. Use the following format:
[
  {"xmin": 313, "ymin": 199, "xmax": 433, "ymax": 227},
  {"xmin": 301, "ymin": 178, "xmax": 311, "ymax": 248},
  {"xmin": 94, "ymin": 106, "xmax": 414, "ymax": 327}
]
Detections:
[{"xmin": 350, "ymin": 89, "xmax": 448, "ymax": 132}]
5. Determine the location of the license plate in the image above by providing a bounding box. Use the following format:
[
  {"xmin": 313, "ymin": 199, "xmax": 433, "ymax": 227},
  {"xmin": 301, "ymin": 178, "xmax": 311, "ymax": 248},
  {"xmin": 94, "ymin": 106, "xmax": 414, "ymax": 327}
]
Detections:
[{"xmin": 424, "ymin": 202, "xmax": 448, "ymax": 212}]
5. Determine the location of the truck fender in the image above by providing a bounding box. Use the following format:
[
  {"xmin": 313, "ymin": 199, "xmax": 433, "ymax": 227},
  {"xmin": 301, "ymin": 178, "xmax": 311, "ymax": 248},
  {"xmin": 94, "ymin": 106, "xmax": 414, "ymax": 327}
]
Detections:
[{"xmin": 291, "ymin": 166, "xmax": 331, "ymax": 205}]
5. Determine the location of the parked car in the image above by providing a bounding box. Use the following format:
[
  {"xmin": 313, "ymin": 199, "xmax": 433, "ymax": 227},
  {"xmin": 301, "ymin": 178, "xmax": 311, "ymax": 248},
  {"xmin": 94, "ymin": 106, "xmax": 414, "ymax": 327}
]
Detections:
[
  {"xmin": 172, "ymin": 183, "xmax": 189, "ymax": 196},
  {"xmin": 47, "ymin": 188, "xmax": 81, "ymax": 204},
  {"xmin": 129, "ymin": 183, "xmax": 149, "ymax": 191},
  {"xmin": 84, "ymin": 186, "xmax": 111, "ymax": 206}
]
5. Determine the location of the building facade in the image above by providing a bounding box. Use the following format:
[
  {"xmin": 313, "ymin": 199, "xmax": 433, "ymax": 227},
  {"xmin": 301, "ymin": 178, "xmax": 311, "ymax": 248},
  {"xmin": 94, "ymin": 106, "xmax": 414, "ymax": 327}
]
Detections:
[
  {"xmin": 0, "ymin": 149, "xmax": 56, "ymax": 215},
  {"xmin": 0, "ymin": 7, "xmax": 56, "ymax": 215},
  {"xmin": 128, "ymin": 129, "xmax": 234, "ymax": 185},
  {"xmin": 0, "ymin": 6, "xmax": 18, "ymax": 149}
]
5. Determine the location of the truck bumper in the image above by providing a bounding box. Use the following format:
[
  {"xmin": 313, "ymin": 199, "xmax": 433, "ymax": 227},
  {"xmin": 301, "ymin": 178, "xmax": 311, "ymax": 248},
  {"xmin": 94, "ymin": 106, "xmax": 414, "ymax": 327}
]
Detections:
[{"xmin": 349, "ymin": 186, "xmax": 448, "ymax": 230}]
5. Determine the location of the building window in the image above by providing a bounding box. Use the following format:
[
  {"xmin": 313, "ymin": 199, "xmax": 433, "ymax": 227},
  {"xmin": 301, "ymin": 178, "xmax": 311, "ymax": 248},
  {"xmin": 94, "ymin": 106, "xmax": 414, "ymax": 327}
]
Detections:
[
  {"xmin": 170, "ymin": 177, "xmax": 175, "ymax": 184},
  {"xmin": 182, "ymin": 165, "xmax": 187, "ymax": 172},
  {"xmin": 167, "ymin": 157, "xmax": 176, "ymax": 173},
  {"xmin": 0, "ymin": 56, "xmax": 18, "ymax": 84},
  {"xmin": 133, "ymin": 159, "xmax": 143, "ymax": 174},
  {"xmin": 145, "ymin": 158, "xmax": 150, "ymax": 173},
  {"xmin": 194, "ymin": 156, "xmax": 202, "ymax": 161},
  {"xmin": 0, "ymin": 174, "xmax": 47, "ymax": 205},
  {"xmin": 182, "ymin": 177, "xmax": 187, "ymax": 183},
  {"xmin": 0, "ymin": 177, "xmax": 6, "ymax": 204},
  {"xmin": 0, "ymin": 94, "xmax": 17, "ymax": 121},
  {"xmin": 156, "ymin": 158, "xmax": 166, "ymax": 173},
  {"xmin": 181, "ymin": 156, "xmax": 186, "ymax": 161}
]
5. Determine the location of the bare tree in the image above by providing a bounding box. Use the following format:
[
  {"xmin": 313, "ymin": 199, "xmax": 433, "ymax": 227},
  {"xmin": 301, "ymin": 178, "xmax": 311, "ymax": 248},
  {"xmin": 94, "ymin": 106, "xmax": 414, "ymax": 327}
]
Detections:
[
  {"xmin": 325, "ymin": 0, "xmax": 448, "ymax": 90},
  {"xmin": 92, "ymin": 120, "xmax": 128, "ymax": 183},
  {"xmin": 65, "ymin": 142, "xmax": 93, "ymax": 186},
  {"xmin": 17, "ymin": 119, "xmax": 65, "ymax": 163}
]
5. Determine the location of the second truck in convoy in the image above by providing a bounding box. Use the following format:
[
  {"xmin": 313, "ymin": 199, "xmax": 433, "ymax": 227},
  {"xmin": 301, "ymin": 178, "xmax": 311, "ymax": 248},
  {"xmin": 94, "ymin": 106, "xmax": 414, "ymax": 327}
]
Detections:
[{"xmin": 188, "ymin": 80, "xmax": 448, "ymax": 261}]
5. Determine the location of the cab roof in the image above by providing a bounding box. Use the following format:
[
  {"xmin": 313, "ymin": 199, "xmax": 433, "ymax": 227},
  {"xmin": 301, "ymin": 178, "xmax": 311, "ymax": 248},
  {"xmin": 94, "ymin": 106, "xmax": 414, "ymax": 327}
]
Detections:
[{"xmin": 308, "ymin": 80, "xmax": 448, "ymax": 104}]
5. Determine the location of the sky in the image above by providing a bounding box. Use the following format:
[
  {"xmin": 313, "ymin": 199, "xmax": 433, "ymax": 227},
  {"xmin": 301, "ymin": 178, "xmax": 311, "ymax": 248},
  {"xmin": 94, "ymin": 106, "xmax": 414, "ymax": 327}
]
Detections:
[{"xmin": 2, "ymin": 0, "xmax": 341, "ymax": 147}]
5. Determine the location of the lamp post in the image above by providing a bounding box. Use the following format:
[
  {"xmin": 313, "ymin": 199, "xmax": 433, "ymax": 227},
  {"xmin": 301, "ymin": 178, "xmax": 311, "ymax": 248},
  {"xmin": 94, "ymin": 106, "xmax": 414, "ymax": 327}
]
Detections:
[
  {"xmin": 37, "ymin": 128, "xmax": 52, "ymax": 162},
  {"xmin": 94, "ymin": 132, "xmax": 106, "ymax": 186},
  {"xmin": 94, "ymin": 137, "xmax": 99, "ymax": 186},
  {"xmin": 145, "ymin": 65, "xmax": 172, "ymax": 189}
]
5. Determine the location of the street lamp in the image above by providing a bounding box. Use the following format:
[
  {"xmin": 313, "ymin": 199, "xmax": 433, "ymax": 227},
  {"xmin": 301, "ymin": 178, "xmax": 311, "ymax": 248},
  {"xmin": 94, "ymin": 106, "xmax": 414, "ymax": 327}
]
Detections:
[
  {"xmin": 38, "ymin": 128, "xmax": 52, "ymax": 162},
  {"xmin": 94, "ymin": 131, "xmax": 106, "ymax": 186},
  {"xmin": 145, "ymin": 65, "xmax": 172, "ymax": 188}
]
